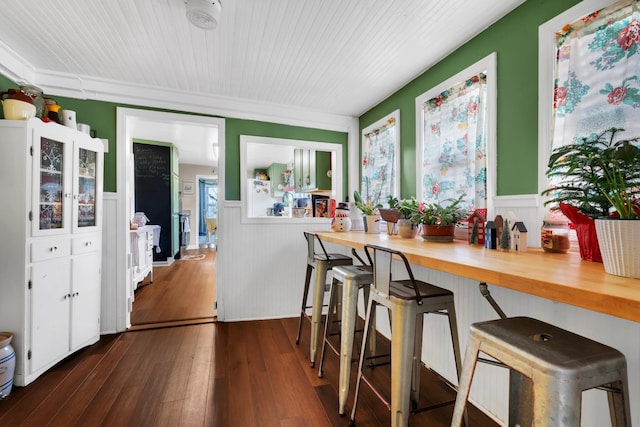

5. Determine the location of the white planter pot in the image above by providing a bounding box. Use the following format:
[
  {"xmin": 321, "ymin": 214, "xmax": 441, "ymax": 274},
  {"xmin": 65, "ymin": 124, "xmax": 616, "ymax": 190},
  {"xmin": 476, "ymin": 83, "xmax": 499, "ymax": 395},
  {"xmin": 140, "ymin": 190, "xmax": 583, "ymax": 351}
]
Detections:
[
  {"xmin": 364, "ymin": 215, "xmax": 380, "ymax": 234},
  {"xmin": 594, "ymin": 219, "xmax": 640, "ymax": 279}
]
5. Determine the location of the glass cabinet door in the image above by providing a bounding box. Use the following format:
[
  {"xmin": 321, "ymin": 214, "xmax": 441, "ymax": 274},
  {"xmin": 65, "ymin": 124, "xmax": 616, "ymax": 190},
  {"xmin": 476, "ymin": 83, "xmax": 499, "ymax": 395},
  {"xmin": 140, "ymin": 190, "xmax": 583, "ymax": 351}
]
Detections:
[
  {"xmin": 73, "ymin": 139, "xmax": 101, "ymax": 232},
  {"xmin": 37, "ymin": 136, "xmax": 68, "ymax": 233}
]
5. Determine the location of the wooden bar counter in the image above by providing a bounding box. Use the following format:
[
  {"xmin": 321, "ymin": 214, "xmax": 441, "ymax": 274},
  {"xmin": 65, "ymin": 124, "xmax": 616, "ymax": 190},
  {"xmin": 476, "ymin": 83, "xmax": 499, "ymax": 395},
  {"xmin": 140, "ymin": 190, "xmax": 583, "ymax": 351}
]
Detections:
[{"xmin": 316, "ymin": 231, "xmax": 640, "ymax": 323}]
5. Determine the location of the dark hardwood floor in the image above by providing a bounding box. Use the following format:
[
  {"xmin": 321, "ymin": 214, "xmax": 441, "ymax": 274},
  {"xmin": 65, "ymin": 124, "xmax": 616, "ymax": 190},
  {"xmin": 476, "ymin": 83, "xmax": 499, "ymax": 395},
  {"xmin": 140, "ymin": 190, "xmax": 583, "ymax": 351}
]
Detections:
[
  {"xmin": 0, "ymin": 248, "xmax": 499, "ymax": 426},
  {"xmin": 130, "ymin": 248, "xmax": 217, "ymax": 326}
]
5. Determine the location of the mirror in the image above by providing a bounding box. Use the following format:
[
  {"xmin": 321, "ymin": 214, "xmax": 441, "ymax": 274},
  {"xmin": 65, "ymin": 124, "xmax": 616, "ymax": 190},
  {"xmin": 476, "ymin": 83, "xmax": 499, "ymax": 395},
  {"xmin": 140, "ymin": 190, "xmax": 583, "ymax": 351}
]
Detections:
[{"xmin": 240, "ymin": 135, "xmax": 343, "ymax": 222}]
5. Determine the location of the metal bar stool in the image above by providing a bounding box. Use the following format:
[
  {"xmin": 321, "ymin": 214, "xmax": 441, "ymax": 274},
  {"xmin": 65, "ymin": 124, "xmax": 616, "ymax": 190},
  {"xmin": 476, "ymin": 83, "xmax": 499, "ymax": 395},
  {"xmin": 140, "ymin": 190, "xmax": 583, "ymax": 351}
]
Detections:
[
  {"xmin": 350, "ymin": 244, "xmax": 464, "ymax": 427},
  {"xmin": 451, "ymin": 285, "xmax": 631, "ymax": 427},
  {"xmin": 318, "ymin": 249, "xmax": 376, "ymax": 415},
  {"xmin": 296, "ymin": 232, "xmax": 353, "ymax": 367}
]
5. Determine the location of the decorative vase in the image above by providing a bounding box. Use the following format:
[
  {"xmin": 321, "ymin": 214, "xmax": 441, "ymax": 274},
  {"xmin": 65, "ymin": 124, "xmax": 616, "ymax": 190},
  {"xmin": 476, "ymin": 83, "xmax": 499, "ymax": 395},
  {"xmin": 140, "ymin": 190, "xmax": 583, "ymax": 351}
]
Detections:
[
  {"xmin": 0, "ymin": 332, "xmax": 16, "ymax": 399},
  {"xmin": 594, "ymin": 218, "xmax": 640, "ymax": 278},
  {"xmin": 421, "ymin": 224, "xmax": 455, "ymax": 242},
  {"xmin": 379, "ymin": 208, "xmax": 402, "ymax": 235},
  {"xmin": 364, "ymin": 215, "xmax": 380, "ymax": 234},
  {"xmin": 398, "ymin": 219, "xmax": 419, "ymax": 239}
]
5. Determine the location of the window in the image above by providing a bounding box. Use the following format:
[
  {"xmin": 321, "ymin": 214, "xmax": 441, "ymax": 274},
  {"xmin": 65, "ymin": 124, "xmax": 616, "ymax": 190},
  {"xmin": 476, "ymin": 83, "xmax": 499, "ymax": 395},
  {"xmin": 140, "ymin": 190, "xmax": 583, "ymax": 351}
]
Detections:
[
  {"xmin": 536, "ymin": 0, "xmax": 640, "ymax": 258},
  {"xmin": 540, "ymin": 0, "xmax": 640, "ymax": 199},
  {"xmin": 360, "ymin": 110, "xmax": 400, "ymax": 206},
  {"xmin": 416, "ymin": 53, "xmax": 496, "ymax": 213}
]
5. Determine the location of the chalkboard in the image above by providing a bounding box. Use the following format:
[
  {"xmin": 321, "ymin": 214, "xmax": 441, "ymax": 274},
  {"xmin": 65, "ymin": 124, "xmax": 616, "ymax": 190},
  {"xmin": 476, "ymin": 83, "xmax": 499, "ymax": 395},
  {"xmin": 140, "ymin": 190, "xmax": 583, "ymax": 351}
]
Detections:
[{"xmin": 133, "ymin": 143, "xmax": 172, "ymax": 261}]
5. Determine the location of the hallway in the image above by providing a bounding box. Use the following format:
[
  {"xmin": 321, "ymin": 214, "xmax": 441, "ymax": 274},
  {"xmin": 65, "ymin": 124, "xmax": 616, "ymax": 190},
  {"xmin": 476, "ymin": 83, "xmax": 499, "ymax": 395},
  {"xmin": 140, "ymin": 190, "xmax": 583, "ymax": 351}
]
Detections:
[{"xmin": 130, "ymin": 248, "xmax": 217, "ymax": 327}]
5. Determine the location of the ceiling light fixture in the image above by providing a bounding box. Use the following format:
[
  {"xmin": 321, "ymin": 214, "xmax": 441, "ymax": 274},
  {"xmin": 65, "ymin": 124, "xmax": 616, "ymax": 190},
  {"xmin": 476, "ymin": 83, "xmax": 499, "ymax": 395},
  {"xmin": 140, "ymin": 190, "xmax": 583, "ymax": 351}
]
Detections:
[{"xmin": 185, "ymin": 0, "xmax": 222, "ymax": 30}]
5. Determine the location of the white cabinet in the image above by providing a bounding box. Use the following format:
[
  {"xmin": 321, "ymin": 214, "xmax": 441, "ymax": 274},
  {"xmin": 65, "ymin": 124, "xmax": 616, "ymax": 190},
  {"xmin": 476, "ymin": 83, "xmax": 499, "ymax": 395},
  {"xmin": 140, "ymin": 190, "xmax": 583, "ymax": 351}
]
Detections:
[
  {"xmin": 0, "ymin": 118, "xmax": 103, "ymax": 386},
  {"xmin": 130, "ymin": 225, "xmax": 158, "ymax": 287}
]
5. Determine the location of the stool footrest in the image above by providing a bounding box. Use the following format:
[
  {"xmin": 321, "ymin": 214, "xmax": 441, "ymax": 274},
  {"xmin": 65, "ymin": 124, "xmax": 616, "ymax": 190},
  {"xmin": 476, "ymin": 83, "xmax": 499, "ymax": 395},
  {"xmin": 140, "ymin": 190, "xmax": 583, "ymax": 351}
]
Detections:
[{"xmin": 411, "ymin": 399, "xmax": 456, "ymax": 415}]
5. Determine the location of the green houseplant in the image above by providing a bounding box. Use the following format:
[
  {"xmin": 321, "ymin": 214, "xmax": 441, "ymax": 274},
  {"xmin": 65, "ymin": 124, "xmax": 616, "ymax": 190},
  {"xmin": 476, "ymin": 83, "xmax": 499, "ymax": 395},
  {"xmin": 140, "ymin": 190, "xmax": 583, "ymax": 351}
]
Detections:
[
  {"xmin": 389, "ymin": 196, "xmax": 421, "ymax": 238},
  {"xmin": 353, "ymin": 190, "xmax": 382, "ymax": 233},
  {"xmin": 542, "ymin": 127, "xmax": 640, "ymax": 277},
  {"xmin": 411, "ymin": 196, "xmax": 468, "ymax": 242}
]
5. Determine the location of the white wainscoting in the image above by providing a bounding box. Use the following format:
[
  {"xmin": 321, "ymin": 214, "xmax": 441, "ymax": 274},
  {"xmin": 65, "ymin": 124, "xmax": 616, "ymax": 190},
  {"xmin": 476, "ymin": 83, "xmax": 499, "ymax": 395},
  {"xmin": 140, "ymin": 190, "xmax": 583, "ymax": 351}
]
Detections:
[
  {"xmin": 216, "ymin": 202, "xmax": 340, "ymax": 322},
  {"xmin": 216, "ymin": 198, "xmax": 639, "ymax": 426},
  {"xmin": 100, "ymin": 193, "xmax": 119, "ymax": 334}
]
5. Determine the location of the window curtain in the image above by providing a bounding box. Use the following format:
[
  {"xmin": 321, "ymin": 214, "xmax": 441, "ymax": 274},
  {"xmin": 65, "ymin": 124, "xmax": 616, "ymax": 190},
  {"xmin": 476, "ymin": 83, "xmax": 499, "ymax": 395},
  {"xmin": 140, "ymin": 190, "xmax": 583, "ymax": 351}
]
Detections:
[
  {"xmin": 361, "ymin": 117, "xmax": 396, "ymax": 206},
  {"xmin": 421, "ymin": 74, "xmax": 488, "ymax": 210},
  {"xmin": 552, "ymin": 0, "xmax": 640, "ymax": 152}
]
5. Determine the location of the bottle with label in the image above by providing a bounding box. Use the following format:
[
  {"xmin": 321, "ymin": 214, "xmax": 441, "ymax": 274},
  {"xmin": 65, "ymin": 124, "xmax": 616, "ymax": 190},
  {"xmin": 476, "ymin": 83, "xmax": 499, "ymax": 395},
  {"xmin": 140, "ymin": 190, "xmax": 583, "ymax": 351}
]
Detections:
[{"xmin": 541, "ymin": 213, "xmax": 570, "ymax": 253}]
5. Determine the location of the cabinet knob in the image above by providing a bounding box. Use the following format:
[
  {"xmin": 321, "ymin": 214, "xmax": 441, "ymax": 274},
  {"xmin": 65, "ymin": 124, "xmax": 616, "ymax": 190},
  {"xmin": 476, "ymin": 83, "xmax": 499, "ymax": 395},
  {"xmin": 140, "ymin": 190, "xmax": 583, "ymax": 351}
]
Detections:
[
  {"xmin": 85, "ymin": 241, "xmax": 92, "ymax": 246},
  {"xmin": 50, "ymin": 246, "xmax": 58, "ymax": 252}
]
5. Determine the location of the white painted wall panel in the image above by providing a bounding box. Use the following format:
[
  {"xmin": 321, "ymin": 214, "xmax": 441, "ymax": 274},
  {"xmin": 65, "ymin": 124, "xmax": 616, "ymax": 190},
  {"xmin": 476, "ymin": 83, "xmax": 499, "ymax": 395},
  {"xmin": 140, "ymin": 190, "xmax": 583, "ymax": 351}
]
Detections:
[{"xmin": 100, "ymin": 194, "xmax": 118, "ymax": 334}]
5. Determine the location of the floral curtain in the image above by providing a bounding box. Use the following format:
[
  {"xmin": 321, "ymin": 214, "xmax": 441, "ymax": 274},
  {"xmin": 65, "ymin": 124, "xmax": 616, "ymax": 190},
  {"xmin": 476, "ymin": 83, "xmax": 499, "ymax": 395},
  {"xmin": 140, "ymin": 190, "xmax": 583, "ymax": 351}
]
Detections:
[
  {"xmin": 552, "ymin": 0, "xmax": 640, "ymax": 151},
  {"xmin": 361, "ymin": 117, "xmax": 396, "ymax": 206},
  {"xmin": 421, "ymin": 74, "xmax": 487, "ymax": 210}
]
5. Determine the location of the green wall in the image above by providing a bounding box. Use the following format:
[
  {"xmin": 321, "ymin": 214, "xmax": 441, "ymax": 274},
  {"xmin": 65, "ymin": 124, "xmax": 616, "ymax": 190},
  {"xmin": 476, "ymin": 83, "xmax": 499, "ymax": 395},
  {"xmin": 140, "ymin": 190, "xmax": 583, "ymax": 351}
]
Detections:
[
  {"xmin": 359, "ymin": 0, "xmax": 581, "ymax": 199},
  {"xmin": 0, "ymin": 74, "xmax": 348, "ymax": 198},
  {"xmin": 224, "ymin": 118, "xmax": 348, "ymax": 200}
]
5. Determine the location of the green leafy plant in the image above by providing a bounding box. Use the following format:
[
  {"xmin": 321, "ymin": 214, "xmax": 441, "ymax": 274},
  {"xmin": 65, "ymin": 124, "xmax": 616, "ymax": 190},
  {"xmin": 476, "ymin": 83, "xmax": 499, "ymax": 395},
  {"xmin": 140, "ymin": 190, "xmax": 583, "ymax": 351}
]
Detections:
[
  {"xmin": 542, "ymin": 127, "xmax": 640, "ymax": 219},
  {"xmin": 410, "ymin": 195, "xmax": 468, "ymax": 225},
  {"xmin": 353, "ymin": 190, "xmax": 382, "ymax": 216},
  {"xmin": 389, "ymin": 196, "xmax": 421, "ymax": 225}
]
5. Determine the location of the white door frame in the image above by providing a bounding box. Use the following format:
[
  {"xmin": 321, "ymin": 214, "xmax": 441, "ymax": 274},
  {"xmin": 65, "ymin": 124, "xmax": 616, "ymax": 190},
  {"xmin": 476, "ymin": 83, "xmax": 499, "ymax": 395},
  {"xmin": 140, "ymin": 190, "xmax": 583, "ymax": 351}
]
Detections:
[{"xmin": 115, "ymin": 108, "xmax": 225, "ymax": 331}]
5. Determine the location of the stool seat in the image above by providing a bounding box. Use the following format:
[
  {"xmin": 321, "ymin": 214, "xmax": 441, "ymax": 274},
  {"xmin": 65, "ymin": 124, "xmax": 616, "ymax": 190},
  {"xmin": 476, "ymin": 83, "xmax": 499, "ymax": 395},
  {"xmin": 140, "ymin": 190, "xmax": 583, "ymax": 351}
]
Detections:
[
  {"xmin": 451, "ymin": 316, "xmax": 631, "ymax": 426},
  {"xmin": 317, "ymin": 264, "xmax": 374, "ymax": 415}
]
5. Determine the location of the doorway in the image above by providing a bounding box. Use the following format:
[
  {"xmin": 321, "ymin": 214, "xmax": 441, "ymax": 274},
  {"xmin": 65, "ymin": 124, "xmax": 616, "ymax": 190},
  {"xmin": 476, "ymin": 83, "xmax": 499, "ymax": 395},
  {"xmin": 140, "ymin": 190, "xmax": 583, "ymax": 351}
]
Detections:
[
  {"xmin": 116, "ymin": 108, "xmax": 225, "ymax": 330},
  {"xmin": 198, "ymin": 177, "xmax": 218, "ymax": 248}
]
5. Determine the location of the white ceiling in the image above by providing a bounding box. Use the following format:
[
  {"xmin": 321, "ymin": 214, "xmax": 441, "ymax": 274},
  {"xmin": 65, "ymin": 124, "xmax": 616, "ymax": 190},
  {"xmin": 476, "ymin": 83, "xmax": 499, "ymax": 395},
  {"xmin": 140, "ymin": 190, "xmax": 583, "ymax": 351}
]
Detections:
[{"xmin": 0, "ymin": 0, "xmax": 525, "ymax": 166}]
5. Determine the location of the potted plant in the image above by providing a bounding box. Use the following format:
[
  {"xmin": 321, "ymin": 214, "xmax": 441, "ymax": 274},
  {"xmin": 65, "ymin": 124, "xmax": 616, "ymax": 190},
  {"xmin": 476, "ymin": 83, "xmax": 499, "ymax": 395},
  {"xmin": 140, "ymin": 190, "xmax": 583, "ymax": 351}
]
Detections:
[
  {"xmin": 379, "ymin": 195, "xmax": 404, "ymax": 235},
  {"xmin": 411, "ymin": 195, "xmax": 469, "ymax": 242},
  {"xmin": 542, "ymin": 127, "xmax": 640, "ymax": 277},
  {"xmin": 389, "ymin": 197, "xmax": 421, "ymax": 238},
  {"xmin": 353, "ymin": 190, "xmax": 382, "ymax": 233}
]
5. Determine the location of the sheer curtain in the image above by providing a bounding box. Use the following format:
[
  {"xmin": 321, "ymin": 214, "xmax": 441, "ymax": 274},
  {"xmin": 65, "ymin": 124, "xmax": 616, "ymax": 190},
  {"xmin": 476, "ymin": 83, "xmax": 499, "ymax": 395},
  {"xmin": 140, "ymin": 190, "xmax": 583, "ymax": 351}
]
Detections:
[
  {"xmin": 552, "ymin": 0, "xmax": 640, "ymax": 151},
  {"xmin": 421, "ymin": 74, "xmax": 488, "ymax": 210},
  {"xmin": 361, "ymin": 115, "xmax": 398, "ymax": 206}
]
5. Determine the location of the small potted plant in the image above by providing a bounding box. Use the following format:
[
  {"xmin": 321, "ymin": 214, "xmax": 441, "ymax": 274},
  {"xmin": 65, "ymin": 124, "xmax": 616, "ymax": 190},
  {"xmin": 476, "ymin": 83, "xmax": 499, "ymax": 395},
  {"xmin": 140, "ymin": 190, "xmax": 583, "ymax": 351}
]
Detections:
[
  {"xmin": 411, "ymin": 195, "xmax": 469, "ymax": 242},
  {"xmin": 353, "ymin": 190, "xmax": 382, "ymax": 233},
  {"xmin": 389, "ymin": 197, "xmax": 421, "ymax": 238},
  {"xmin": 378, "ymin": 195, "xmax": 404, "ymax": 234},
  {"xmin": 542, "ymin": 127, "xmax": 640, "ymax": 277}
]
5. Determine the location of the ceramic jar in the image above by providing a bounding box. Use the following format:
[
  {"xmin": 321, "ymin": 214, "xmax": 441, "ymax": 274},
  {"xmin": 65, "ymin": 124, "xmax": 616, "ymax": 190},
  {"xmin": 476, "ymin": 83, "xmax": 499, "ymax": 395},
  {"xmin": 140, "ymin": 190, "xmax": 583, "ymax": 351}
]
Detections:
[
  {"xmin": 1, "ymin": 88, "xmax": 37, "ymax": 120},
  {"xmin": 0, "ymin": 332, "xmax": 16, "ymax": 399},
  {"xmin": 20, "ymin": 84, "xmax": 45, "ymax": 119},
  {"xmin": 398, "ymin": 219, "xmax": 419, "ymax": 239}
]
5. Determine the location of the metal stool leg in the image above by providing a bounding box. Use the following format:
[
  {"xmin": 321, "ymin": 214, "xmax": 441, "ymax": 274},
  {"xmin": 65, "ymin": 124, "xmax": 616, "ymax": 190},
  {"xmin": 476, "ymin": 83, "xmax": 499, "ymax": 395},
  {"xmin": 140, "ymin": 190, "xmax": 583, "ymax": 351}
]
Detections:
[
  {"xmin": 309, "ymin": 263, "xmax": 329, "ymax": 367},
  {"xmin": 296, "ymin": 264, "xmax": 314, "ymax": 344},
  {"xmin": 391, "ymin": 299, "xmax": 418, "ymax": 427},
  {"xmin": 338, "ymin": 276, "xmax": 361, "ymax": 414},
  {"xmin": 451, "ymin": 335, "xmax": 481, "ymax": 427},
  {"xmin": 410, "ymin": 314, "xmax": 424, "ymax": 408},
  {"xmin": 319, "ymin": 278, "xmax": 341, "ymax": 378},
  {"xmin": 607, "ymin": 378, "xmax": 632, "ymax": 426},
  {"xmin": 350, "ymin": 297, "xmax": 377, "ymax": 425}
]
